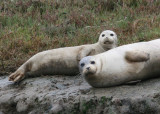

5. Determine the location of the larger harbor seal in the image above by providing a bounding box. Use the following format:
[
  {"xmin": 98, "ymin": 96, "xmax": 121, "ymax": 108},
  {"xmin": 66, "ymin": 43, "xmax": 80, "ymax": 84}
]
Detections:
[
  {"xmin": 79, "ymin": 39, "xmax": 160, "ymax": 88},
  {"xmin": 9, "ymin": 30, "xmax": 118, "ymax": 82}
]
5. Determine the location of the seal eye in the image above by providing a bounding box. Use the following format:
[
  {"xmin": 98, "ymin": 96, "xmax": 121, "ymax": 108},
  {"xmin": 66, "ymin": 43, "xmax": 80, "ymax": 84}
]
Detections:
[
  {"xmin": 81, "ymin": 63, "xmax": 85, "ymax": 67},
  {"xmin": 110, "ymin": 33, "xmax": 114, "ymax": 36},
  {"xmin": 91, "ymin": 61, "xmax": 95, "ymax": 64},
  {"xmin": 102, "ymin": 34, "xmax": 105, "ymax": 37}
]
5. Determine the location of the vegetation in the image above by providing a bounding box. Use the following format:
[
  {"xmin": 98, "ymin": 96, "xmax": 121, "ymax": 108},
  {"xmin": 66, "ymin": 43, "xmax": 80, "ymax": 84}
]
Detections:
[{"xmin": 0, "ymin": 0, "xmax": 160, "ymax": 75}]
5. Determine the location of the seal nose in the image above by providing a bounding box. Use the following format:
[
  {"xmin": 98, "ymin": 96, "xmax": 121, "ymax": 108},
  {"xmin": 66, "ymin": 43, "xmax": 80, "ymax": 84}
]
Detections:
[
  {"xmin": 104, "ymin": 38, "xmax": 113, "ymax": 44},
  {"xmin": 86, "ymin": 67, "xmax": 90, "ymax": 70},
  {"xmin": 104, "ymin": 38, "xmax": 110, "ymax": 44}
]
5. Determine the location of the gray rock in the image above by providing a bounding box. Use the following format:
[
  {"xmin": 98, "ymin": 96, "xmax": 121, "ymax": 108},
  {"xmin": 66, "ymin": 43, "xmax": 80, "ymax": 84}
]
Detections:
[{"xmin": 0, "ymin": 75, "xmax": 160, "ymax": 114}]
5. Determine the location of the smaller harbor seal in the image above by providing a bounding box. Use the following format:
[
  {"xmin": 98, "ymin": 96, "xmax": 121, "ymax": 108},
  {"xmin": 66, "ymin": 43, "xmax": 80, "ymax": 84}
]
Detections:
[
  {"xmin": 9, "ymin": 30, "xmax": 117, "ymax": 82},
  {"xmin": 79, "ymin": 39, "xmax": 160, "ymax": 88}
]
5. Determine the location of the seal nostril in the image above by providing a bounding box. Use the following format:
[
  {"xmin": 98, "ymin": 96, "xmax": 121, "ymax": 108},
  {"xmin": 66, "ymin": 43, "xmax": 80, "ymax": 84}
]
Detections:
[
  {"xmin": 106, "ymin": 37, "xmax": 109, "ymax": 40},
  {"xmin": 86, "ymin": 67, "xmax": 90, "ymax": 70}
]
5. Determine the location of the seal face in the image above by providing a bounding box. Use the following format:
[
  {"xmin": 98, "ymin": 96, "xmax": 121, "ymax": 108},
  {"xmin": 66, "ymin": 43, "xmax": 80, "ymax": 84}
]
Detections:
[
  {"xmin": 9, "ymin": 30, "xmax": 118, "ymax": 82},
  {"xmin": 98, "ymin": 30, "xmax": 117, "ymax": 49},
  {"xmin": 79, "ymin": 56, "xmax": 97, "ymax": 75},
  {"xmin": 80, "ymin": 39, "xmax": 160, "ymax": 88}
]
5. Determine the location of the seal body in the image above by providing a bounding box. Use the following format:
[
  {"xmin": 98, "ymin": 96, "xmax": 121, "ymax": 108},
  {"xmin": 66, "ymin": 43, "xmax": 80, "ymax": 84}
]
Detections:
[
  {"xmin": 79, "ymin": 39, "xmax": 160, "ymax": 88},
  {"xmin": 18, "ymin": 44, "xmax": 104, "ymax": 76},
  {"xmin": 9, "ymin": 30, "xmax": 117, "ymax": 82}
]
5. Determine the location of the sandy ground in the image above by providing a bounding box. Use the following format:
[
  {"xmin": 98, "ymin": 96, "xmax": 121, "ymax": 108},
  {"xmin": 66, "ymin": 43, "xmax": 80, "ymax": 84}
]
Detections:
[{"xmin": 1, "ymin": 75, "xmax": 160, "ymax": 114}]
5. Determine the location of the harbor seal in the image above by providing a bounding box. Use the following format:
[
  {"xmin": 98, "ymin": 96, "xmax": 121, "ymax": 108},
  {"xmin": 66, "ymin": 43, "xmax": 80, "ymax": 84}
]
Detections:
[
  {"xmin": 79, "ymin": 39, "xmax": 160, "ymax": 88},
  {"xmin": 9, "ymin": 30, "xmax": 118, "ymax": 82}
]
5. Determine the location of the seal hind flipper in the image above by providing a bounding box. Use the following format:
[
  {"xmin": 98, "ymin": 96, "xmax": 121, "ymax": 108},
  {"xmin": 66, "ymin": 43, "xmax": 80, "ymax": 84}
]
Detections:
[
  {"xmin": 125, "ymin": 50, "xmax": 150, "ymax": 62},
  {"xmin": 77, "ymin": 47, "xmax": 95, "ymax": 61},
  {"xmin": 9, "ymin": 70, "xmax": 25, "ymax": 82}
]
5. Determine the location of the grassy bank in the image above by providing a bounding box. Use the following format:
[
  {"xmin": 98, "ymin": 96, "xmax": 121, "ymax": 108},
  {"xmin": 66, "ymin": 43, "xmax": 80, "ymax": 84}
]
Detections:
[{"xmin": 0, "ymin": 0, "xmax": 160, "ymax": 75}]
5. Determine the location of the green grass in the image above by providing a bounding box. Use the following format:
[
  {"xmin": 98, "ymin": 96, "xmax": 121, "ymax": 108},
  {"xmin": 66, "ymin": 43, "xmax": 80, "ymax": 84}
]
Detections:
[{"xmin": 0, "ymin": 0, "xmax": 160, "ymax": 75}]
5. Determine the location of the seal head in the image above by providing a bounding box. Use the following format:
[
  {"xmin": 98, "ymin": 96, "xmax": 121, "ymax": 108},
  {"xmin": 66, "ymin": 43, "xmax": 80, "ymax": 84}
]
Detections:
[
  {"xmin": 79, "ymin": 56, "xmax": 97, "ymax": 76},
  {"xmin": 98, "ymin": 30, "xmax": 117, "ymax": 49}
]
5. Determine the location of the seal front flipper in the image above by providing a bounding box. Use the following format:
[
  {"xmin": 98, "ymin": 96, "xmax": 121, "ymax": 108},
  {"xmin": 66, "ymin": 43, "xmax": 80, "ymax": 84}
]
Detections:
[
  {"xmin": 77, "ymin": 47, "xmax": 95, "ymax": 61},
  {"xmin": 125, "ymin": 50, "xmax": 150, "ymax": 62}
]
